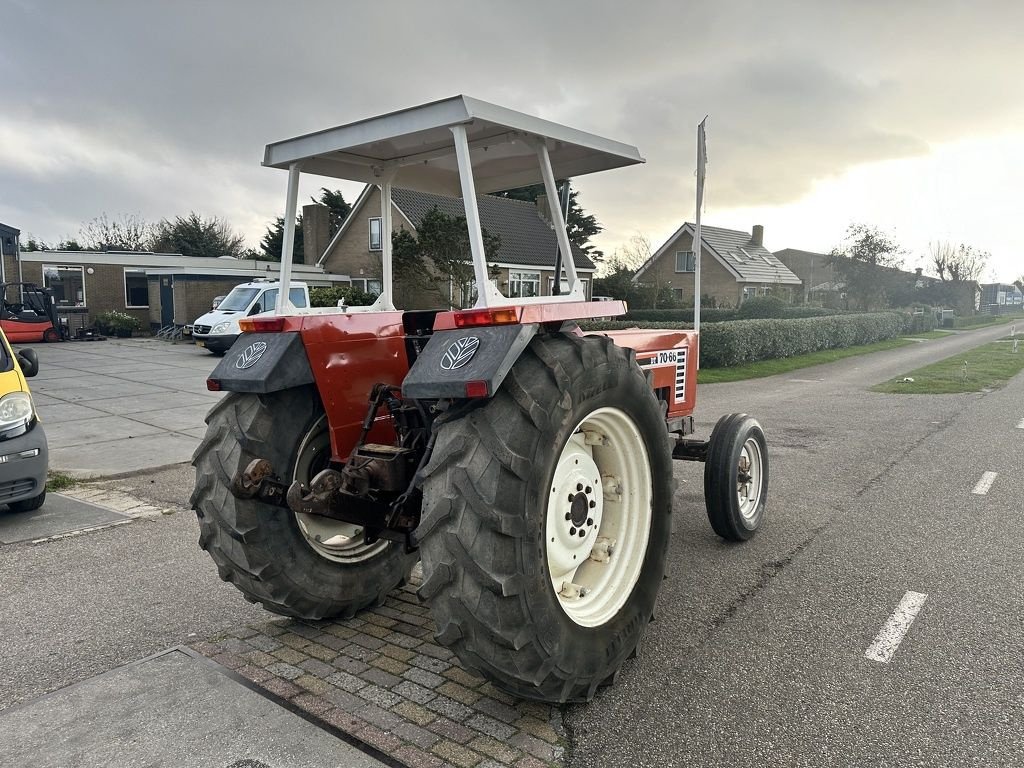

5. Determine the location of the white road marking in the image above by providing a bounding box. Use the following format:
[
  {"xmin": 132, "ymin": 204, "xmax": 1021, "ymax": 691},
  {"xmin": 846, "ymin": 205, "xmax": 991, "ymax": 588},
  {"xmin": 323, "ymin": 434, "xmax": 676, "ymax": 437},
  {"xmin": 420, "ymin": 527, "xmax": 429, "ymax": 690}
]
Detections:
[
  {"xmin": 972, "ymin": 471, "xmax": 998, "ymax": 495},
  {"xmin": 865, "ymin": 591, "xmax": 928, "ymax": 663},
  {"xmin": 1017, "ymin": 418, "xmax": 1024, "ymax": 429}
]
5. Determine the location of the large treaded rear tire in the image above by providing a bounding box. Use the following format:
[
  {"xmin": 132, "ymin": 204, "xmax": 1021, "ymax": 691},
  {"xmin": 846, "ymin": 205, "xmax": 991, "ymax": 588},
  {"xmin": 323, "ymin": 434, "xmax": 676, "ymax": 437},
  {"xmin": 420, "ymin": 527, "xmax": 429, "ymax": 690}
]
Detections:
[
  {"xmin": 417, "ymin": 333, "xmax": 673, "ymax": 703},
  {"xmin": 191, "ymin": 386, "xmax": 416, "ymax": 619}
]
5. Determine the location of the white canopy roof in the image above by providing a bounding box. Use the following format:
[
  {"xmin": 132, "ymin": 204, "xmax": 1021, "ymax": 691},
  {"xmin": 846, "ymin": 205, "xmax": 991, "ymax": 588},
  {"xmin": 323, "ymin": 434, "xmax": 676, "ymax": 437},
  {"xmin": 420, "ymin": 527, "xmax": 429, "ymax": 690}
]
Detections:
[{"xmin": 263, "ymin": 95, "xmax": 644, "ymax": 196}]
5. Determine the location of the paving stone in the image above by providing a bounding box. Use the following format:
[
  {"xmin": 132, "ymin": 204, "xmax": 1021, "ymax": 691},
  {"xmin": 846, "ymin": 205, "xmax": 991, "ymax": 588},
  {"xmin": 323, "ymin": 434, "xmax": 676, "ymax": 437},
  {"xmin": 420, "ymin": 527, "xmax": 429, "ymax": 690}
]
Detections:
[
  {"xmin": 349, "ymin": 632, "xmax": 387, "ymax": 651},
  {"xmin": 379, "ymin": 643, "xmax": 417, "ymax": 663},
  {"xmin": 189, "ymin": 641, "xmax": 219, "ymax": 656},
  {"xmin": 236, "ymin": 665, "xmax": 273, "ymax": 684},
  {"xmin": 513, "ymin": 716, "xmax": 559, "ymax": 744},
  {"xmin": 426, "ymin": 695, "xmax": 473, "ymax": 722},
  {"xmin": 348, "ymin": 617, "xmax": 367, "ymax": 628},
  {"xmin": 314, "ymin": 632, "xmax": 350, "ymax": 651},
  {"xmin": 241, "ymin": 649, "xmax": 278, "ymax": 668},
  {"xmin": 324, "ymin": 687, "xmax": 366, "ymax": 711},
  {"xmin": 291, "ymin": 692, "xmax": 333, "ymax": 717},
  {"xmin": 357, "ymin": 725, "xmax": 404, "ymax": 754},
  {"xmin": 299, "ymin": 658, "xmax": 336, "ymax": 678},
  {"xmin": 467, "ymin": 735, "xmax": 520, "ymax": 764},
  {"xmin": 466, "ymin": 714, "xmax": 516, "ymax": 741},
  {"xmin": 326, "ymin": 670, "xmax": 367, "ymax": 693},
  {"xmin": 266, "ymin": 662, "xmax": 303, "ymax": 681},
  {"xmin": 371, "ymin": 655, "xmax": 410, "ymax": 675},
  {"xmin": 322, "ymin": 707, "xmax": 367, "ymax": 735},
  {"xmin": 215, "ymin": 637, "xmax": 251, "ymax": 654},
  {"xmin": 295, "ymin": 674, "xmax": 332, "ymax": 695},
  {"xmin": 363, "ymin": 612, "xmax": 398, "ymax": 628},
  {"xmin": 321, "ymin": 624, "xmax": 357, "ymax": 640},
  {"xmin": 514, "ymin": 701, "xmax": 551, "ymax": 720},
  {"xmin": 393, "ymin": 680, "xmax": 439, "ymax": 705},
  {"xmin": 443, "ymin": 667, "xmax": 485, "ymax": 688},
  {"xmin": 428, "ymin": 716, "xmax": 477, "ymax": 744},
  {"xmin": 404, "ymin": 667, "xmax": 446, "ymax": 689},
  {"xmin": 375, "ymin": 604, "xmax": 418, "ymax": 623},
  {"xmin": 477, "ymin": 761, "xmax": 508, "ymax": 768},
  {"xmin": 356, "ymin": 683, "xmax": 403, "ymax": 709},
  {"xmin": 410, "ymin": 654, "xmax": 451, "ymax": 674},
  {"xmin": 277, "ymin": 632, "xmax": 312, "ymax": 650},
  {"xmin": 211, "ymin": 652, "xmax": 245, "ymax": 670},
  {"xmin": 361, "ymin": 622, "xmax": 392, "ymax": 639},
  {"xmin": 393, "ymin": 700, "xmax": 437, "ymax": 726},
  {"xmin": 509, "ymin": 733, "xmax": 562, "ymax": 763},
  {"xmin": 288, "ymin": 622, "xmax": 323, "ymax": 639},
  {"xmin": 271, "ymin": 647, "xmax": 307, "ymax": 665},
  {"xmin": 244, "ymin": 634, "xmax": 282, "ymax": 653},
  {"xmin": 393, "ymin": 720, "xmax": 442, "ymax": 749},
  {"xmin": 477, "ymin": 684, "xmax": 517, "ymax": 707},
  {"xmin": 417, "ymin": 644, "xmax": 455, "ymax": 661},
  {"xmin": 512, "ymin": 757, "xmax": 549, "ymax": 768},
  {"xmin": 392, "ymin": 622, "xmax": 432, "ymax": 638},
  {"xmin": 394, "ymin": 745, "xmax": 447, "ymax": 768},
  {"xmin": 363, "ymin": 667, "xmax": 403, "ymax": 689},
  {"xmin": 438, "ymin": 681, "xmax": 481, "ymax": 706},
  {"xmin": 431, "ymin": 740, "xmax": 484, "ymax": 768},
  {"xmin": 303, "ymin": 642, "xmax": 339, "ymax": 662},
  {"xmin": 474, "ymin": 696, "xmax": 522, "ymax": 724},
  {"xmin": 354, "ymin": 703, "xmax": 406, "ymax": 732},
  {"xmin": 333, "ymin": 653, "xmax": 371, "ymax": 675},
  {"xmin": 261, "ymin": 677, "xmax": 302, "ymax": 700},
  {"xmin": 384, "ymin": 632, "xmax": 423, "ymax": 649},
  {"xmin": 257, "ymin": 620, "xmax": 290, "ymax": 636}
]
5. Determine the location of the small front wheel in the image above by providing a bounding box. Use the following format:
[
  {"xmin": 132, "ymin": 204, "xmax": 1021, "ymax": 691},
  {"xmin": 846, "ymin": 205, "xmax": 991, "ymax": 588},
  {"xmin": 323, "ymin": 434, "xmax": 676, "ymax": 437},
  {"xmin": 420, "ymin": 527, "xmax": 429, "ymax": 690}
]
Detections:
[{"xmin": 704, "ymin": 414, "xmax": 768, "ymax": 541}]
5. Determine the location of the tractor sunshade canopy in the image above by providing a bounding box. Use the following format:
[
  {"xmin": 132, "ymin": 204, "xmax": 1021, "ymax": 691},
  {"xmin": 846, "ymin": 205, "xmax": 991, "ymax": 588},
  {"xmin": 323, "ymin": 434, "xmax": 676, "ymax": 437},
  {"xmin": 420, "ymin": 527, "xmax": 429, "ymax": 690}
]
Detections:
[{"xmin": 262, "ymin": 95, "xmax": 644, "ymax": 196}]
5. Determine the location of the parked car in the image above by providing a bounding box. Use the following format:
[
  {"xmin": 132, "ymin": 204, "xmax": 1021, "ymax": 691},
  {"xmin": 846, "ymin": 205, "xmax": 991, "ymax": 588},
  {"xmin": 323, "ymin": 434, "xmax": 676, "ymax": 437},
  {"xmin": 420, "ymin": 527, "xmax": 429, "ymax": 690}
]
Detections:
[
  {"xmin": 0, "ymin": 329, "xmax": 47, "ymax": 512},
  {"xmin": 191, "ymin": 280, "xmax": 310, "ymax": 355}
]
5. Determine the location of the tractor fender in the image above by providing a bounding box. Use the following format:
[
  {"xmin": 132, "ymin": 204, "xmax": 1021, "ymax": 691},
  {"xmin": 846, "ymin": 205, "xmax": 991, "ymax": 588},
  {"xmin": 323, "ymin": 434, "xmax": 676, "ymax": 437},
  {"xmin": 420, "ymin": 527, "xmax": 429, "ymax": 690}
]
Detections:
[
  {"xmin": 402, "ymin": 323, "xmax": 538, "ymax": 399},
  {"xmin": 207, "ymin": 332, "xmax": 314, "ymax": 394}
]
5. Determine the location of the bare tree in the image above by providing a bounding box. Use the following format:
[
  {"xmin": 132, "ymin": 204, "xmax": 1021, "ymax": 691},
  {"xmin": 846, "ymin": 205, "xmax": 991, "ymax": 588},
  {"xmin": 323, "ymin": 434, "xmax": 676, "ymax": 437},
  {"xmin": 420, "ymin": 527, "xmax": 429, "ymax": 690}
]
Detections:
[
  {"xmin": 80, "ymin": 213, "xmax": 154, "ymax": 252},
  {"xmin": 929, "ymin": 241, "xmax": 988, "ymax": 282},
  {"xmin": 614, "ymin": 232, "xmax": 653, "ymax": 270}
]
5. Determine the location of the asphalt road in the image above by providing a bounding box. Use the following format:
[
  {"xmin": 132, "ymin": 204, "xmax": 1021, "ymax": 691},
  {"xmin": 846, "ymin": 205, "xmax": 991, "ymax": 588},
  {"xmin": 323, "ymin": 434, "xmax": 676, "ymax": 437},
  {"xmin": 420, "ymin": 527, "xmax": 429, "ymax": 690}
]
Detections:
[{"xmin": 1, "ymin": 322, "xmax": 1020, "ymax": 767}]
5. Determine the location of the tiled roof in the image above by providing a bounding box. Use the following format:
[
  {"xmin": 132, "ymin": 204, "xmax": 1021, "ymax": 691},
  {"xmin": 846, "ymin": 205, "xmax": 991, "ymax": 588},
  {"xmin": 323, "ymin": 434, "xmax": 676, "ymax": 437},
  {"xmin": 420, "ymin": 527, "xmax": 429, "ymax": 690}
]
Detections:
[
  {"xmin": 696, "ymin": 225, "xmax": 801, "ymax": 285},
  {"xmin": 391, "ymin": 188, "xmax": 596, "ymax": 271}
]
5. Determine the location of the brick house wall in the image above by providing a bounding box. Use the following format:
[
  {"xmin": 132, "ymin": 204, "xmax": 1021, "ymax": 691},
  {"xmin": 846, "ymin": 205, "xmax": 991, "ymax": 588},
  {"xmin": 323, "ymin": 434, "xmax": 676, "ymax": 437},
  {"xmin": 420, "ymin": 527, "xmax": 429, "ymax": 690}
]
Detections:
[{"xmin": 639, "ymin": 230, "xmax": 745, "ymax": 307}]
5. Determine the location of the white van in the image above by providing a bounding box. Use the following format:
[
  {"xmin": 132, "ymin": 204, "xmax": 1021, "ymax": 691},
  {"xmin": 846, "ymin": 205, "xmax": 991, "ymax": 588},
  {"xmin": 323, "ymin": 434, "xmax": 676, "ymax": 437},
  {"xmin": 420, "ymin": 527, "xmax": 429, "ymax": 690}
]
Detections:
[{"xmin": 191, "ymin": 280, "xmax": 309, "ymax": 354}]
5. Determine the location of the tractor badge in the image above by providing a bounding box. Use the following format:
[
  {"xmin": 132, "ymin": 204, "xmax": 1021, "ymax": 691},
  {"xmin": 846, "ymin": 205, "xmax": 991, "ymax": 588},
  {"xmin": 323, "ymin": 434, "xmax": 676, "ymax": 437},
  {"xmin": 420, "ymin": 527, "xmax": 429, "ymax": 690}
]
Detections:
[
  {"xmin": 440, "ymin": 336, "xmax": 480, "ymax": 370},
  {"xmin": 235, "ymin": 341, "xmax": 268, "ymax": 369}
]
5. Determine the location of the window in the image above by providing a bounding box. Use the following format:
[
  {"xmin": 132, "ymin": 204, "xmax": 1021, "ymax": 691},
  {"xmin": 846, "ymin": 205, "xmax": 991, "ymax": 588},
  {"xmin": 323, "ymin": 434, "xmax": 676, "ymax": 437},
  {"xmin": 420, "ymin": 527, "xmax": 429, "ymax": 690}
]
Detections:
[
  {"xmin": 675, "ymin": 251, "xmax": 695, "ymax": 273},
  {"xmin": 368, "ymin": 218, "xmax": 383, "ymax": 251},
  {"xmin": 350, "ymin": 278, "xmax": 382, "ymax": 296},
  {"xmin": 547, "ymin": 277, "xmax": 589, "ymax": 297},
  {"xmin": 43, "ymin": 265, "xmax": 86, "ymax": 306},
  {"xmin": 124, "ymin": 268, "xmax": 148, "ymax": 308},
  {"xmin": 673, "ymin": 288, "xmax": 685, "ymax": 301},
  {"xmin": 508, "ymin": 271, "xmax": 540, "ymax": 298}
]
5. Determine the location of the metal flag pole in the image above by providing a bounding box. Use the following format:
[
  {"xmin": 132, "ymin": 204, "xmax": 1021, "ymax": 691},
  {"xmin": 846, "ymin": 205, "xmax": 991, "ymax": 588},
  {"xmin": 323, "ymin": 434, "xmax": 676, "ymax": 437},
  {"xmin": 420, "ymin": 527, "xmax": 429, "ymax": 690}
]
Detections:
[{"xmin": 693, "ymin": 117, "xmax": 708, "ymax": 335}]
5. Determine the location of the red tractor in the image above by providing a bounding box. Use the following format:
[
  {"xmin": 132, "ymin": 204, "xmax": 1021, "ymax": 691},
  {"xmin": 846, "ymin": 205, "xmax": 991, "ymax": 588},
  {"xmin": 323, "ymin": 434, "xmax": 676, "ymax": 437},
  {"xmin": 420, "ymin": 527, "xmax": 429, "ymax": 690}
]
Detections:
[{"xmin": 191, "ymin": 96, "xmax": 768, "ymax": 703}]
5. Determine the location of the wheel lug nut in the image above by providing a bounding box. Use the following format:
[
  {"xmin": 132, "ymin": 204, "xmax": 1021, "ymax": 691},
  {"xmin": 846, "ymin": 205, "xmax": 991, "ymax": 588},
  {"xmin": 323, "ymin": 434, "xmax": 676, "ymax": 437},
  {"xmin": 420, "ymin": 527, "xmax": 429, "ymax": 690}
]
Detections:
[
  {"xmin": 565, "ymin": 512, "xmax": 572, "ymax": 521},
  {"xmin": 585, "ymin": 486, "xmax": 592, "ymax": 494},
  {"xmin": 569, "ymin": 527, "xmax": 577, "ymax": 536},
  {"xmin": 578, "ymin": 529, "xmax": 586, "ymax": 538},
  {"xmin": 587, "ymin": 517, "xmax": 593, "ymax": 526},
  {"xmin": 576, "ymin": 483, "xmax": 583, "ymax": 492},
  {"xmin": 567, "ymin": 494, "xmax": 574, "ymax": 502},
  {"xmin": 589, "ymin": 500, "xmax": 596, "ymax": 508}
]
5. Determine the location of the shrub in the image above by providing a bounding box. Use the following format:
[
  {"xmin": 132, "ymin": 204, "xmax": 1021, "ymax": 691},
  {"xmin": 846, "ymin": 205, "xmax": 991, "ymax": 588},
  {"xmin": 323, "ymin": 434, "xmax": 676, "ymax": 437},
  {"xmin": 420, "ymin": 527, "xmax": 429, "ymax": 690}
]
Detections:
[
  {"xmin": 309, "ymin": 285, "xmax": 378, "ymax": 307},
  {"xmin": 94, "ymin": 310, "xmax": 141, "ymax": 337},
  {"xmin": 735, "ymin": 296, "xmax": 787, "ymax": 319}
]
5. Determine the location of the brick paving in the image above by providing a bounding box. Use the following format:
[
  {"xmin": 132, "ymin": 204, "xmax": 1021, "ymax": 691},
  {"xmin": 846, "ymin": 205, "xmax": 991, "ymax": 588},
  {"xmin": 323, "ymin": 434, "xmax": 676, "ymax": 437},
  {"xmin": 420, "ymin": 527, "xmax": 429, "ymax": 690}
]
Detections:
[{"xmin": 191, "ymin": 581, "xmax": 566, "ymax": 768}]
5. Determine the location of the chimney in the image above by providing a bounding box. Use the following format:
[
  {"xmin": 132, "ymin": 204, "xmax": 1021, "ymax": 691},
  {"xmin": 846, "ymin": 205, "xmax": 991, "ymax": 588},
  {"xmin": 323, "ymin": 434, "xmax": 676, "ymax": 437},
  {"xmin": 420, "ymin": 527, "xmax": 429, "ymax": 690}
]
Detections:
[
  {"xmin": 302, "ymin": 203, "xmax": 330, "ymax": 265},
  {"xmin": 915, "ymin": 267, "xmax": 923, "ymax": 276},
  {"xmin": 751, "ymin": 224, "xmax": 764, "ymax": 247},
  {"xmin": 535, "ymin": 194, "xmax": 551, "ymax": 223}
]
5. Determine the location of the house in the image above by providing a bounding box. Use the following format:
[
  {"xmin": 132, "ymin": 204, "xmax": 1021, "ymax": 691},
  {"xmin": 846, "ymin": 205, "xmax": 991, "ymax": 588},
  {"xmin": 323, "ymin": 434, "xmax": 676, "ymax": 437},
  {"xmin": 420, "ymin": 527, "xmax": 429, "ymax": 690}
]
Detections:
[
  {"xmin": 1, "ymin": 247, "xmax": 348, "ymax": 333},
  {"xmin": 979, "ymin": 283, "xmax": 1024, "ymax": 313},
  {"xmin": 311, "ymin": 185, "xmax": 597, "ymax": 308},
  {"xmin": 634, "ymin": 223, "xmax": 801, "ymax": 307}
]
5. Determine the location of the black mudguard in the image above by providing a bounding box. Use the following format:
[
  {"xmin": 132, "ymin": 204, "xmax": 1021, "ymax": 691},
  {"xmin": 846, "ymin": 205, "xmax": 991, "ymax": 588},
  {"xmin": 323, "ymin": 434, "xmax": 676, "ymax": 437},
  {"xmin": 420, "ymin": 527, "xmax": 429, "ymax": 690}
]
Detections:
[
  {"xmin": 402, "ymin": 324, "xmax": 538, "ymax": 399},
  {"xmin": 207, "ymin": 332, "xmax": 314, "ymax": 394}
]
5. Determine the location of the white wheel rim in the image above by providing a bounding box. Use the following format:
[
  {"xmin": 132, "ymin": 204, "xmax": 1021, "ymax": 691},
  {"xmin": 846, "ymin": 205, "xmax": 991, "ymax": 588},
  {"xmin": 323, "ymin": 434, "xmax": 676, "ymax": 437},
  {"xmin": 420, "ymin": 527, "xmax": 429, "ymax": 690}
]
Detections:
[
  {"xmin": 737, "ymin": 437, "xmax": 763, "ymax": 525},
  {"xmin": 292, "ymin": 416, "xmax": 388, "ymax": 563},
  {"xmin": 546, "ymin": 407, "xmax": 653, "ymax": 627}
]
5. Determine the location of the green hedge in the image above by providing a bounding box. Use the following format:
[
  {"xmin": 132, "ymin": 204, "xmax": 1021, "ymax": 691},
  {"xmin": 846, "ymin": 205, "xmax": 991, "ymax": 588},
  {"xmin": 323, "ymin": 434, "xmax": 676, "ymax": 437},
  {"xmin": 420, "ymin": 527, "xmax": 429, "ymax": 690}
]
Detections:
[
  {"xmin": 580, "ymin": 310, "xmax": 935, "ymax": 368},
  {"xmin": 623, "ymin": 305, "xmax": 838, "ymax": 323},
  {"xmin": 309, "ymin": 286, "xmax": 378, "ymax": 307}
]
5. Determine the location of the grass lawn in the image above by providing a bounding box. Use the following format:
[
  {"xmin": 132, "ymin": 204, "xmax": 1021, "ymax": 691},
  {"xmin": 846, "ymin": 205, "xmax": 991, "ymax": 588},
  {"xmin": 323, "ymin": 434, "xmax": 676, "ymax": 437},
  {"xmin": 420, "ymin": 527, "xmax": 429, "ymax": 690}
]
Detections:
[
  {"xmin": 872, "ymin": 340, "xmax": 1024, "ymax": 394},
  {"xmin": 952, "ymin": 313, "xmax": 1024, "ymax": 330},
  {"xmin": 698, "ymin": 338, "xmax": 915, "ymax": 384}
]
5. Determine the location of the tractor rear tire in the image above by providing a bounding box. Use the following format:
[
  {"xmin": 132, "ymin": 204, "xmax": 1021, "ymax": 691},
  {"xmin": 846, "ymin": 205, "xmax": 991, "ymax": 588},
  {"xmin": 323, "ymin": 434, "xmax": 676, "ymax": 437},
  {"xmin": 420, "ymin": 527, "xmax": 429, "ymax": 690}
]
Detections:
[
  {"xmin": 704, "ymin": 413, "xmax": 768, "ymax": 541},
  {"xmin": 191, "ymin": 386, "xmax": 417, "ymax": 619},
  {"xmin": 418, "ymin": 333, "xmax": 673, "ymax": 703}
]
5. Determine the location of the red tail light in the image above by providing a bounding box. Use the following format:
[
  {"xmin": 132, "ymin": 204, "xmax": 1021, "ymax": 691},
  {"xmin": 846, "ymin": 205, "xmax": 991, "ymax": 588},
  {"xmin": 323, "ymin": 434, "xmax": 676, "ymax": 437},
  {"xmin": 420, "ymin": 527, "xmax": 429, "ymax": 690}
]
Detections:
[
  {"xmin": 452, "ymin": 307, "xmax": 522, "ymax": 328},
  {"xmin": 206, "ymin": 379, "xmax": 222, "ymax": 391},
  {"xmin": 239, "ymin": 316, "xmax": 286, "ymax": 333},
  {"xmin": 464, "ymin": 380, "xmax": 489, "ymax": 398}
]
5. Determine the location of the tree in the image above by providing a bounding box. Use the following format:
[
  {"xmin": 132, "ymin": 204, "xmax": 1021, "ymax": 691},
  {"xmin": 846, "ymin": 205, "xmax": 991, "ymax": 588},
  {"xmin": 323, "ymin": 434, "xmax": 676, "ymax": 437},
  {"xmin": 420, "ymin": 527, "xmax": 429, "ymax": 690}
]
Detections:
[
  {"xmin": 257, "ymin": 188, "xmax": 349, "ymax": 261},
  {"xmin": 316, "ymin": 188, "xmax": 351, "ymax": 237},
  {"xmin": 150, "ymin": 212, "xmax": 246, "ymax": 258},
  {"xmin": 828, "ymin": 223, "xmax": 906, "ymax": 310},
  {"xmin": 929, "ymin": 241, "xmax": 988, "ymax": 283},
  {"xmin": 492, "ymin": 184, "xmax": 602, "ymax": 255},
  {"xmin": 392, "ymin": 208, "xmax": 501, "ymax": 309},
  {"xmin": 80, "ymin": 213, "xmax": 154, "ymax": 251}
]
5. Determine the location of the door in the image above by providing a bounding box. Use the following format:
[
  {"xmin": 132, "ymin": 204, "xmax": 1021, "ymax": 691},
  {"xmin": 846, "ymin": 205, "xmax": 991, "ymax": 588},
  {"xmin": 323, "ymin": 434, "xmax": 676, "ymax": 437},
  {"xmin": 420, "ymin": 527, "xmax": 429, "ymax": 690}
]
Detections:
[{"xmin": 160, "ymin": 277, "xmax": 174, "ymax": 326}]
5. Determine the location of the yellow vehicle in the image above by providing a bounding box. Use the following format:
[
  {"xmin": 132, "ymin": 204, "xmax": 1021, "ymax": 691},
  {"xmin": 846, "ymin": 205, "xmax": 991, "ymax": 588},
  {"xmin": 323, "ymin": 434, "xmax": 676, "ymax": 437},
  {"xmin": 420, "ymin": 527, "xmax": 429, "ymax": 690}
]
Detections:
[{"xmin": 0, "ymin": 330, "xmax": 47, "ymax": 512}]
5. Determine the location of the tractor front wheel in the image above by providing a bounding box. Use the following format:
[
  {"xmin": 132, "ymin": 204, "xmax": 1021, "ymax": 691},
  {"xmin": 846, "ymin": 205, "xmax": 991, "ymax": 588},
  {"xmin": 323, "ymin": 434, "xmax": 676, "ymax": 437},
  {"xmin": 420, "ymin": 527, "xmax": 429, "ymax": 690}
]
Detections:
[
  {"xmin": 704, "ymin": 413, "xmax": 768, "ymax": 541},
  {"xmin": 418, "ymin": 334, "xmax": 673, "ymax": 702},
  {"xmin": 191, "ymin": 386, "xmax": 416, "ymax": 619}
]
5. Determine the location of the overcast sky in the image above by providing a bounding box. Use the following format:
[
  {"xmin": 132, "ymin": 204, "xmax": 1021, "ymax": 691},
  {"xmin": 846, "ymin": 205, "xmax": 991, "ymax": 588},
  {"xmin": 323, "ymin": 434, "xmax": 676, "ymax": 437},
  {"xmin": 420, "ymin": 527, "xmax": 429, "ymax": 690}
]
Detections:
[{"xmin": 2, "ymin": 0, "xmax": 1022, "ymax": 281}]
